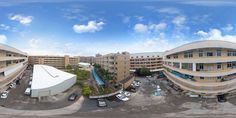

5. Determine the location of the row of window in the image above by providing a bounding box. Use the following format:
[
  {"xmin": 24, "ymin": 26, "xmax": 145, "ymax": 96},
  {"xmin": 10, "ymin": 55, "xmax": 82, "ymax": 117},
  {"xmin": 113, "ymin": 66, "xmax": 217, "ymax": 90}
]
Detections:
[{"xmin": 167, "ymin": 50, "xmax": 236, "ymax": 59}]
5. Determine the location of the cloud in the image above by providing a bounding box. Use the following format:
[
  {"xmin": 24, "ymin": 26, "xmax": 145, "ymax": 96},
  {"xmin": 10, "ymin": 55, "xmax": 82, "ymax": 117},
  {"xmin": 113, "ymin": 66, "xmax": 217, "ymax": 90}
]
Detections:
[
  {"xmin": 196, "ymin": 28, "xmax": 236, "ymax": 43},
  {"xmin": 158, "ymin": 7, "xmax": 181, "ymax": 14},
  {"xmin": 134, "ymin": 22, "xmax": 167, "ymax": 33},
  {"xmin": 0, "ymin": 24, "xmax": 10, "ymax": 30},
  {"xmin": 29, "ymin": 39, "xmax": 40, "ymax": 48},
  {"xmin": 195, "ymin": 30, "xmax": 208, "ymax": 37},
  {"xmin": 0, "ymin": 34, "xmax": 7, "ymax": 44},
  {"xmin": 9, "ymin": 14, "xmax": 33, "ymax": 25},
  {"xmin": 73, "ymin": 21, "xmax": 105, "ymax": 33},
  {"xmin": 122, "ymin": 16, "xmax": 130, "ymax": 23},
  {"xmin": 180, "ymin": 0, "xmax": 236, "ymax": 7},
  {"xmin": 134, "ymin": 16, "xmax": 144, "ymax": 21},
  {"xmin": 134, "ymin": 24, "xmax": 148, "ymax": 33},
  {"xmin": 223, "ymin": 24, "xmax": 234, "ymax": 32},
  {"xmin": 172, "ymin": 16, "xmax": 186, "ymax": 27}
]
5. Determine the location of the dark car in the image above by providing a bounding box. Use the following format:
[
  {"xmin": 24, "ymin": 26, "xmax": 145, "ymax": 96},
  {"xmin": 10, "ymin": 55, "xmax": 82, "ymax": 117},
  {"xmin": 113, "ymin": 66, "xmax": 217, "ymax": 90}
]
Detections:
[
  {"xmin": 68, "ymin": 93, "xmax": 78, "ymax": 101},
  {"xmin": 217, "ymin": 95, "xmax": 227, "ymax": 102},
  {"xmin": 126, "ymin": 86, "xmax": 136, "ymax": 93},
  {"xmin": 97, "ymin": 98, "xmax": 107, "ymax": 107}
]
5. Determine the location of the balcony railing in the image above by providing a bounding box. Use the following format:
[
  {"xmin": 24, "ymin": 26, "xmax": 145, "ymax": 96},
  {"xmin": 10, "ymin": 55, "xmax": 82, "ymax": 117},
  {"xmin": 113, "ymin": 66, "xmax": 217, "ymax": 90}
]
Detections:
[
  {"xmin": 164, "ymin": 64, "xmax": 236, "ymax": 77},
  {"xmin": 163, "ymin": 69, "xmax": 236, "ymax": 95}
]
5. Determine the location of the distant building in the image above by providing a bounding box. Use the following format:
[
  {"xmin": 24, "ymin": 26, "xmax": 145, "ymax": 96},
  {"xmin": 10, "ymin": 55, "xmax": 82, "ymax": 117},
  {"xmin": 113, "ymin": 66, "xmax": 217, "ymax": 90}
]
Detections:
[
  {"xmin": 31, "ymin": 65, "xmax": 76, "ymax": 97},
  {"xmin": 28, "ymin": 55, "xmax": 80, "ymax": 69},
  {"xmin": 130, "ymin": 52, "xmax": 163, "ymax": 72},
  {"xmin": 80, "ymin": 56, "xmax": 95, "ymax": 64},
  {"xmin": 0, "ymin": 43, "xmax": 28, "ymax": 91},
  {"xmin": 95, "ymin": 52, "xmax": 133, "ymax": 88}
]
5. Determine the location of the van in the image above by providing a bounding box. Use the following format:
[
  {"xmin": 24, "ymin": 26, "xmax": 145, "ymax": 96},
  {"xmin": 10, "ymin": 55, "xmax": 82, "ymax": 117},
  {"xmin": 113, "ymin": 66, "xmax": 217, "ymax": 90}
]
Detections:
[{"xmin": 24, "ymin": 88, "xmax": 31, "ymax": 95}]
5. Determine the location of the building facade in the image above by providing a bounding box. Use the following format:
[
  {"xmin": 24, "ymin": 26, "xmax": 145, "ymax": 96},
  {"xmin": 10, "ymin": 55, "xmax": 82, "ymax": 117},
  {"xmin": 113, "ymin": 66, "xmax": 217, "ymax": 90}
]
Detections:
[
  {"xmin": 163, "ymin": 40, "xmax": 236, "ymax": 96},
  {"xmin": 95, "ymin": 52, "xmax": 133, "ymax": 88},
  {"xmin": 0, "ymin": 44, "xmax": 28, "ymax": 91},
  {"xmin": 29, "ymin": 55, "xmax": 80, "ymax": 69},
  {"xmin": 130, "ymin": 52, "xmax": 163, "ymax": 72},
  {"xmin": 80, "ymin": 56, "xmax": 95, "ymax": 64}
]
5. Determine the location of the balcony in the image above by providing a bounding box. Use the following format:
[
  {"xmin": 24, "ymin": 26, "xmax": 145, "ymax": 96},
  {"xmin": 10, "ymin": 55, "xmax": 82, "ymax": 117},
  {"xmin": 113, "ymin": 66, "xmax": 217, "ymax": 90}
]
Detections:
[
  {"xmin": 164, "ymin": 64, "xmax": 236, "ymax": 77},
  {"xmin": 163, "ymin": 69, "xmax": 236, "ymax": 95},
  {"xmin": 165, "ymin": 56, "xmax": 236, "ymax": 63},
  {"xmin": 0, "ymin": 56, "xmax": 27, "ymax": 62}
]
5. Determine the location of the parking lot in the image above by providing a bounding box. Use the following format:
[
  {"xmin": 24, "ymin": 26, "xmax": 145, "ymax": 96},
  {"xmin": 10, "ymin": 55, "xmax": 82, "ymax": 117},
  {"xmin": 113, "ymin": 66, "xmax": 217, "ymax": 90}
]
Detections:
[{"xmin": 0, "ymin": 66, "xmax": 81, "ymax": 110}]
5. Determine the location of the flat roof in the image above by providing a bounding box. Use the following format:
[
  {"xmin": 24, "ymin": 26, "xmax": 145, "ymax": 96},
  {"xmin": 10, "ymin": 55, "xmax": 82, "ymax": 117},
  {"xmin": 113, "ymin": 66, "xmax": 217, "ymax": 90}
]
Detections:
[{"xmin": 31, "ymin": 65, "xmax": 76, "ymax": 90}]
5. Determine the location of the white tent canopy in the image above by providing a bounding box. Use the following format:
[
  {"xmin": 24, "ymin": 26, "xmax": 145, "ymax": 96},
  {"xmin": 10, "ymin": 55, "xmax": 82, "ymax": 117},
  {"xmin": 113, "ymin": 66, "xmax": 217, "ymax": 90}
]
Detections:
[{"xmin": 31, "ymin": 65, "xmax": 76, "ymax": 97}]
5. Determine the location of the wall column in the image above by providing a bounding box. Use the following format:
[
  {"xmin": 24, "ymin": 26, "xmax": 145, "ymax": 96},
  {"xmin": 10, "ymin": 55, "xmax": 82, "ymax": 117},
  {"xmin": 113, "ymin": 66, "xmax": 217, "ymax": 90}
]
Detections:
[
  {"xmin": 179, "ymin": 62, "xmax": 182, "ymax": 69},
  {"xmin": 193, "ymin": 63, "xmax": 196, "ymax": 71}
]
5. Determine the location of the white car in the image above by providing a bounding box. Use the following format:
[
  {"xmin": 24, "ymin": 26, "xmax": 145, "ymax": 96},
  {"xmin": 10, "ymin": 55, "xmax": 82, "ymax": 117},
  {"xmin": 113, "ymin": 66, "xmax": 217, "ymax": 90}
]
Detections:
[
  {"xmin": 9, "ymin": 83, "xmax": 16, "ymax": 89},
  {"xmin": 1, "ymin": 91, "xmax": 9, "ymax": 99},
  {"xmin": 119, "ymin": 91, "xmax": 131, "ymax": 97},
  {"xmin": 116, "ymin": 94, "xmax": 129, "ymax": 101},
  {"xmin": 157, "ymin": 85, "xmax": 160, "ymax": 89}
]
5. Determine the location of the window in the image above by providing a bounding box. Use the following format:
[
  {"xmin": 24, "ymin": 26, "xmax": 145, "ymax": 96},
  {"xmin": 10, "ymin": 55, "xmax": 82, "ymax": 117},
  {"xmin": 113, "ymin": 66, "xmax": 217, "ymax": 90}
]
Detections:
[
  {"xmin": 184, "ymin": 51, "xmax": 193, "ymax": 58},
  {"xmin": 207, "ymin": 52, "xmax": 213, "ymax": 56},
  {"xmin": 167, "ymin": 56, "xmax": 170, "ymax": 59},
  {"xmin": 200, "ymin": 77, "xmax": 204, "ymax": 80},
  {"xmin": 199, "ymin": 50, "xmax": 203, "ymax": 57},
  {"xmin": 196, "ymin": 63, "xmax": 204, "ymax": 71},
  {"xmin": 228, "ymin": 50, "xmax": 236, "ymax": 56},
  {"xmin": 216, "ymin": 49, "xmax": 221, "ymax": 56},
  {"xmin": 217, "ymin": 63, "xmax": 222, "ymax": 69},
  {"xmin": 217, "ymin": 76, "xmax": 222, "ymax": 79},
  {"xmin": 173, "ymin": 54, "xmax": 178, "ymax": 59},
  {"xmin": 227, "ymin": 62, "xmax": 232, "ymax": 68}
]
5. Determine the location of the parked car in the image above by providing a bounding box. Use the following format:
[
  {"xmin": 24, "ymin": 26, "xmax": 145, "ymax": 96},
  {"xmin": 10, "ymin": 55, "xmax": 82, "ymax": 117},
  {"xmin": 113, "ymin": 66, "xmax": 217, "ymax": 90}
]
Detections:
[
  {"xmin": 97, "ymin": 98, "xmax": 107, "ymax": 107},
  {"xmin": 16, "ymin": 79, "xmax": 20, "ymax": 85},
  {"xmin": 217, "ymin": 95, "xmax": 227, "ymax": 102},
  {"xmin": 126, "ymin": 86, "xmax": 136, "ymax": 93},
  {"xmin": 1, "ymin": 91, "xmax": 9, "ymax": 99},
  {"xmin": 28, "ymin": 80, "xmax": 32, "ymax": 86},
  {"xmin": 9, "ymin": 82, "xmax": 16, "ymax": 89},
  {"xmin": 68, "ymin": 93, "xmax": 78, "ymax": 101},
  {"xmin": 116, "ymin": 94, "xmax": 129, "ymax": 101},
  {"xmin": 24, "ymin": 88, "xmax": 31, "ymax": 95},
  {"xmin": 120, "ymin": 91, "xmax": 131, "ymax": 97}
]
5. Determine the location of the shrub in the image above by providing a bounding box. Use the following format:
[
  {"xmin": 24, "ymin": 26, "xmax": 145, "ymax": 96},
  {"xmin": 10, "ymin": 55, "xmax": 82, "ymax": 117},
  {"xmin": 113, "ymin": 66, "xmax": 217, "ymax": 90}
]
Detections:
[{"xmin": 82, "ymin": 85, "xmax": 92, "ymax": 96}]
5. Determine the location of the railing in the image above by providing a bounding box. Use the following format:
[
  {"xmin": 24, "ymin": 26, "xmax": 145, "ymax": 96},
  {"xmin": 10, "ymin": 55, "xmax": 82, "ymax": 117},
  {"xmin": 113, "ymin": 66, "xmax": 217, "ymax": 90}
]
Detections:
[
  {"xmin": 164, "ymin": 64, "xmax": 236, "ymax": 77},
  {"xmin": 163, "ymin": 69, "xmax": 236, "ymax": 95}
]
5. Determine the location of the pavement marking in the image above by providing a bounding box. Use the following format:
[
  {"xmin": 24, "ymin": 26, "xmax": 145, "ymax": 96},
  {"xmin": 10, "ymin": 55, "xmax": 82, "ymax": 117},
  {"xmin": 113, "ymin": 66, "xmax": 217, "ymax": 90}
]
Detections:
[{"xmin": 0, "ymin": 96, "xmax": 84, "ymax": 116}]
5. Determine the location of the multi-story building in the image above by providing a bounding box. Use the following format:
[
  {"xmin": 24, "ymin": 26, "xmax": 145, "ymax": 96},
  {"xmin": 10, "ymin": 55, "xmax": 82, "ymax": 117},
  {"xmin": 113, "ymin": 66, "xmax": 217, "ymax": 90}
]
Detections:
[
  {"xmin": 0, "ymin": 44, "xmax": 28, "ymax": 91},
  {"xmin": 95, "ymin": 52, "xmax": 133, "ymax": 88},
  {"xmin": 80, "ymin": 56, "xmax": 95, "ymax": 64},
  {"xmin": 29, "ymin": 55, "xmax": 80, "ymax": 69},
  {"xmin": 130, "ymin": 52, "xmax": 163, "ymax": 72},
  {"xmin": 163, "ymin": 40, "xmax": 236, "ymax": 97}
]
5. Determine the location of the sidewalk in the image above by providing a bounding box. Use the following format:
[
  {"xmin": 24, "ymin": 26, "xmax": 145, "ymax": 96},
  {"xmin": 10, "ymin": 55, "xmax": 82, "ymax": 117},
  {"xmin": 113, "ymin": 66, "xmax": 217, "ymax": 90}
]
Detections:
[{"xmin": 0, "ymin": 96, "xmax": 84, "ymax": 116}]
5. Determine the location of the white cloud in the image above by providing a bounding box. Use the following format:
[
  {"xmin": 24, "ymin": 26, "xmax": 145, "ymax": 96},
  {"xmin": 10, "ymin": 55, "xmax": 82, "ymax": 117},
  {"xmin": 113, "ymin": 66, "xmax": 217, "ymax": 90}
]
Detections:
[
  {"xmin": 0, "ymin": 34, "xmax": 7, "ymax": 44},
  {"xmin": 73, "ymin": 21, "xmax": 105, "ymax": 33},
  {"xmin": 123, "ymin": 16, "xmax": 130, "ymax": 23},
  {"xmin": 0, "ymin": 24, "xmax": 10, "ymax": 30},
  {"xmin": 196, "ymin": 28, "xmax": 236, "ymax": 43},
  {"xmin": 158, "ymin": 7, "xmax": 180, "ymax": 14},
  {"xmin": 181, "ymin": 0, "xmax": 236, "ymax": 7},
  {"xmin": 149, "ymin": 23, "xmax": 167, "ymax": 32},
  {"xmin": 134, "ymin": 24, "xmax": 148, "ymax": 33},
  {"xmin": 134, "ymin": 16, "xmax": 144, "ymax": 21},
  {"xmin": 172, "ymin": 16, "xmax": 186, "ymax": 27},
  {"xmin": 9, "ymin": 14, "xmax": 33, "ymax": 25},
  {"xmin": 196, "ymin": 30, "xmax": 208, "ymax": 37},
  {"xmin": 223, "ymin": 24, "xmax": 234, "ymax": 32},
  {"xmin": 134, "ymin": 22, "xmax": 167, "ymax": 33},
  {"xmin": 29, "ymin": 39, "xmax": 40, "ymax": 48}
]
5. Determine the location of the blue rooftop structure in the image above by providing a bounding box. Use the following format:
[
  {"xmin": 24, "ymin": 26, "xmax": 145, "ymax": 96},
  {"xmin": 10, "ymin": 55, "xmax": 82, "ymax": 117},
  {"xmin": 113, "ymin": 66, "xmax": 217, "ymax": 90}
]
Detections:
[{"xmin": 92, "ymin": 68, "xmax": 105, "ymax": 86}]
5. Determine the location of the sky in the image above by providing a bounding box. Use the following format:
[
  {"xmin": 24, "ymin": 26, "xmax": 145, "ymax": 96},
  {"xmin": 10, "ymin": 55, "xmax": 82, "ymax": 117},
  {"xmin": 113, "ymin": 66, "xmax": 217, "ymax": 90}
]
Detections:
[{"xmin": 0, "ymin": 0, "xmax": 236, "ymax": 56}]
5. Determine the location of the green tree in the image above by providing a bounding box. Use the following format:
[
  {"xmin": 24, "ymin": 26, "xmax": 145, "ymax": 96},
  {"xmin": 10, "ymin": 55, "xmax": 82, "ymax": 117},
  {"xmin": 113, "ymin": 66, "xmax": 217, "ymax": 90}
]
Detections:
[
  {"xmin": 66, "ymin": 64, "xmax": 72, "ymax": 70},
  {"xmin": 82, "ymin": 85, "xmax": 92, "ymax": 96},
  {"xmin": 135, "ymin": 67, "xmax": 151, "ymax": 76}
]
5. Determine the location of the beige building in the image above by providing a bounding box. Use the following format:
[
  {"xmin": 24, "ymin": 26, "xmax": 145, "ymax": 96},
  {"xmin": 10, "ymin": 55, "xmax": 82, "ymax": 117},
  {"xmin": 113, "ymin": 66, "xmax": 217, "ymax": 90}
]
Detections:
[
  {"xmin": 163, "ymin": 40, "xmax": 236, "ymax": 96},
  {"xmin": 130, "ymin": 52, "xmax": 163, "ymax": 72},
  {"xmin": 0, "ymin": 44, "xmax": 28, "ymax": 91},
  {"xmin": 80, "ymin": 56, "xmax": 95, "ymax": 64},
  {"xmin": 29, "ymin": 55, "xmax": 80, "ymax": 69},
  {"xmin": 95, "ymin": 52, "xmax": 133, "ymax": 88}
]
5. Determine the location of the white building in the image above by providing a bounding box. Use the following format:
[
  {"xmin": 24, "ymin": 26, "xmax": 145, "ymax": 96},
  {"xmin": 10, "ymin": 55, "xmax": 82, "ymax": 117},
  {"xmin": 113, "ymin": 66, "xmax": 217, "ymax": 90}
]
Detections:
[
  {"xmin": 78, "ymin": 62, "xmax": 91, "ymax": 69},
  {"xmin": 31, "ymin": 65, "xmax": 76, "ymax": 97}
]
